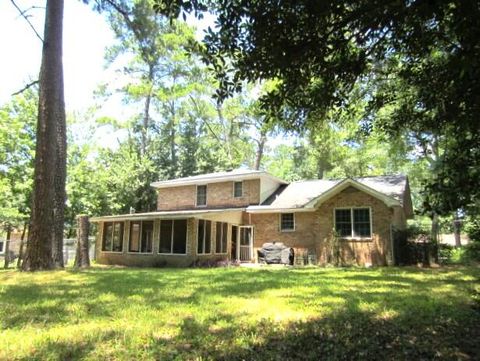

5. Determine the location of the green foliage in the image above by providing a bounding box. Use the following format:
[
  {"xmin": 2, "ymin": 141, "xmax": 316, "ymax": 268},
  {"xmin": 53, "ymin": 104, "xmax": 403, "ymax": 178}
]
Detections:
[
  {"xmin": 156, "ymin": 0, "xmax": 480, "ymax": 215},
  {"xmin": 0, "ymin": 266, "xmax": 479, "ymax": 360},
  {"xmin": 0, "ymin": 90, "xmax": 36, "ymax": 230}
]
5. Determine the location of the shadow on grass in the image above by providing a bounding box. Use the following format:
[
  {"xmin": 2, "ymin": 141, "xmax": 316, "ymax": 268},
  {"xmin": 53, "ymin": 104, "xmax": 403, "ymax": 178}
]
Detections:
[{"xmin": 0, "ymin": 266, "xmax": 478, "ymax": 360}]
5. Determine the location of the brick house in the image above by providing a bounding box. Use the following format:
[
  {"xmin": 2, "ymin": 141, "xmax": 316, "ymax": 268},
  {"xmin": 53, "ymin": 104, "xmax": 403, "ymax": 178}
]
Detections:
[{"xmin": 91, "ymin": 169, "xmax": 413, "ymax": 267}]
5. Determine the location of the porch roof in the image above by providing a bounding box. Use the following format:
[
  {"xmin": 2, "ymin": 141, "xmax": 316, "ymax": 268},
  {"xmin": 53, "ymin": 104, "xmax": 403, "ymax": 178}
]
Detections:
[{"xmin": 90, "ymin": 207, "xmax": 246, "ymax": 222}]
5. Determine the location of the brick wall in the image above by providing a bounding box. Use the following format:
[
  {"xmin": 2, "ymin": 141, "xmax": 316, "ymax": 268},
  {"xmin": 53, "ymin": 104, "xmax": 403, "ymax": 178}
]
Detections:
[
  {"xmin": 249, "ymin": 186, "xmax": 400, "ymax": 266},
  {"xmin": 156, "ymin": 179, "xmax": 260, "ymax": 210}
]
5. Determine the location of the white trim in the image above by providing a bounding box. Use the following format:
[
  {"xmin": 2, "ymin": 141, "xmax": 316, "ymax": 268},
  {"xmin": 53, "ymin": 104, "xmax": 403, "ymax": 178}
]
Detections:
[
  {"xmin": 308, "ymin": 179, "xmax": 401, "ymax": 209},
  {"xmin": 214, "ymin": 221, "xmax": 229, "ymax": 254},
  {"xmin": 247, "ymin": 206, "xmax": 313, "ymax": 214},
  {"xmin": 128, "ymin": 220, "xmax": 155, "ymax": 254},
  {"xmin": 333, "ymin": 207, "xmax": 373, "ymax": 240},
  {"xmin": 101, "ymin": 221, "xmax": 125, "ymax": 253},
  {"xmin": 233, "ymin": 181, "xmax": 243, "ymax": 198},
  {"xmin": 0, "ymin": 240, "xmax": 6, "ymax": 255},
  {"xmin": 197, "ymin": 219, "xmax": 212, "ymax": 255},
  {"xmin": 279, "ymin": 213, "xmax": 295, "ymax": 232},
  {"xmin": 150, "ymin": 170, "xmax": 287, "ymax": 188},
  {"xmin": 158, "ymin": 219, "xmax": 188, "ymax": 255},
  {"xmin": 196, "ymin": 184, "xmax": 208, "ymax": 207},
  {"xmin": 90, "ymin": 208, "xmax": 246, "ymax": 222}
]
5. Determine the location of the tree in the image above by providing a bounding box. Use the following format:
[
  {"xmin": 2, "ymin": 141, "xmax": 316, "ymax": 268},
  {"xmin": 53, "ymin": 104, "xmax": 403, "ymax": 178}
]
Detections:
[
  {"xmin": 156, "ymin": 0, "xmax": 480, "ymax": 214},
  {"xmin": 22, "ymin": 0, "xmax": 66, "ymax": 271}
]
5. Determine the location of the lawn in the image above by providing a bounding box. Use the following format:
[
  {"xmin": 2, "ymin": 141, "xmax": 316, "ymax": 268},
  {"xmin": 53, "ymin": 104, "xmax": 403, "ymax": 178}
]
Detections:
[{"xmin": 0, "ymin": 266, "xmax": 479, "ymax": 361}]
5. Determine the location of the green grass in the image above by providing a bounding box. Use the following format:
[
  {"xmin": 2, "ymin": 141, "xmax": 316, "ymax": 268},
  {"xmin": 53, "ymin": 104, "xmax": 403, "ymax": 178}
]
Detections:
[{"xmin": 0, "ymin": 266, "xmax": 479, "ymax": 360}]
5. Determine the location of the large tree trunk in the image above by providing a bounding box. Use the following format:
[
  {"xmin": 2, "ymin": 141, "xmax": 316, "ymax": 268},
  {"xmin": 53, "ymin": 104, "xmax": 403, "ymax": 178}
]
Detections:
[
  {"xmin": 22, "ymin": 0, "xmax": 65, "ymax": 271},
  {"xmin": 74, "ymin": 215, "xmax": 90, "ymax": 269}
]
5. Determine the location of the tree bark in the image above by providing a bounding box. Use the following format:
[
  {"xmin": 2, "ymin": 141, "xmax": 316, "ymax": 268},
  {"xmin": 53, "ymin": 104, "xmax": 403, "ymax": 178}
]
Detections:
[
  {"xmin": 4, "ymin": 226, "xmax": 11, "ymax": 269},
  {"xmin": 74, "ymin": 215, "xmax": 90, "ymax": 269},
  {"xmin": 22, "ymin": 0, "xmax": 65, "ymax": 271},
  {"xmin": 254, "ymin": 130, "xmax": 267, "ymax": 170},
  {"xmin": 453, "ymin": 216, "xmax": 462, "ymax": 248}
]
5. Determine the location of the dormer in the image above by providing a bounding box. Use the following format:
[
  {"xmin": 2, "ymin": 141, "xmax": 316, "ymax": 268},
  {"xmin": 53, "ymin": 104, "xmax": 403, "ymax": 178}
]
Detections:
[{"xmin": 151, "ymin": 169, "xmax": 287, "ymax": 211}]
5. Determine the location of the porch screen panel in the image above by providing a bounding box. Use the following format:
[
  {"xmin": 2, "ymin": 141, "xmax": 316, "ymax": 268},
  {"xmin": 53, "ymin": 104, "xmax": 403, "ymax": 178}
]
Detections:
[
  {"xmin": 335, "ymin": 209, "xmax": 352, "ymax": 237},
  {"xmin": 102, "ymin": 222, "xmax": 114, "ymax": 251},
  {"xmin": 197, "ymin": 219, "xmax": 205, "ymax": 254},
  {"xmin": 353, "ymin": 208, "xmax": 371, "ymax": 237},
  {"xmin": 205, "ymin": 220, "xmax": 211, "ymax": 253},
  {"xmin": 159, "ymin": 220, "xmax": 173, "ymax": 253},
  {"xmin": 112, "ymin": 222, "xmax": 124, "ymax": 252},
  {"xmin": 141, "ymin": 221, "xmax": 154, "ymax": 253},
  {"xmin": 222, "ymin": 222, "xmax": 228, "ymax": 253},
  {"xmin": 129, "ymin": 221, "xmax": 141, "ymax": 252},
  {"xmin": 172, "ymin": 219, "xmax": 187, "ymax": 254},
  {"xmin": 216, "ymin": 222, "xmax": 222, "ymax": 253}
]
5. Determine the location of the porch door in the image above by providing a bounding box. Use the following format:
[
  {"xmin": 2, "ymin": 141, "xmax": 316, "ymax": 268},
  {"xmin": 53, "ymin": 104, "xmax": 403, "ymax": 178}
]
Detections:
[{"xmin": 238, "ymin": 226, "xmax": 254, "ymax": 262}]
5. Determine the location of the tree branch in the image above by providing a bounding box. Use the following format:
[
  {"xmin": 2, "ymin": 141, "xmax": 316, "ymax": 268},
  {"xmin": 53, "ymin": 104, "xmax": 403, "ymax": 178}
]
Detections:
[
  {"xmin": 10, "ymin": 0, "xmax": 44, "ymax": 42},
  {"xmin": 12, "ymin": 80, "xmax": 39, "ymax": 96}
]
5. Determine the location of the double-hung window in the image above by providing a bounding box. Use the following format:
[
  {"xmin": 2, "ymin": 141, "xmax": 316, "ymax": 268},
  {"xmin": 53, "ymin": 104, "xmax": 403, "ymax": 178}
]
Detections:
[
  {"xmin": 334, "ymin": 208, "xmax": 371, "ymax": 238},
  {"xmin": 197, "ymin": 219, "xmax": 211, "ymax": 254},
  {"xmin": 102, "ymin": 221, "xmax": 124, "ymax": 252},
  {"xmin": 233, "ymin": 181, "xmax": 243, "ymax": 198},
  {"xmin": 196, "ymin": 185, "xmax": 207, "ymax": 206},
  {"xmin": 280, "ymin": 213, "xmax": 295, "ymax": 232},
  {"xmin": 129, "ymin": 220, "xmax": 153, "ymax": 253},
  {"xmin": 159, "ymin": 219, "xmax": 187, "ymax": 254}
]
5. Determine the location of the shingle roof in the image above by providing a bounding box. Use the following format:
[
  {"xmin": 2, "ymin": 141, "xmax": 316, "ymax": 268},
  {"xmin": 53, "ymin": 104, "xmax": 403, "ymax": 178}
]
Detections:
[
  {"xmin": 150, "ymin": 169, "xmax": 287, "ymax": 188},
  {"xmin": 260, "ymin": 175, "xmax": 408, "ymax": 209}
]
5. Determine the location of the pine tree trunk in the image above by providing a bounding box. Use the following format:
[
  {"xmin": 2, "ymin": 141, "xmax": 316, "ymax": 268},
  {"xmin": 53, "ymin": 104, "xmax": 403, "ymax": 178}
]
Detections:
[
  {"xmin": 74, "ymin": 215, "xmax": 90, "ymax": 269},
  {"xmin": 22, "ymin": 0, "xmax": 65, "ymax": 271}
]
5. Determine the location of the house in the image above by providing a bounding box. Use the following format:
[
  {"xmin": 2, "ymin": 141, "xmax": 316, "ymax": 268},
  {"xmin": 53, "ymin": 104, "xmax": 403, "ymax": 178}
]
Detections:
[{"xmin": 91, "ymin": 169, "xmax": 413, "ymax": 267}]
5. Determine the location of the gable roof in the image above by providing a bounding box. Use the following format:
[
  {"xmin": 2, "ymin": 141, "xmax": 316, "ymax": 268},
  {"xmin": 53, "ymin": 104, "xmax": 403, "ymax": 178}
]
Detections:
[
  {"xmin": 150, "ymin": 169, "xmax": 287, "ymax": 189},
  {"xmin": 248, "ymin": 175, "xmax": 412, "ymax": 215}
]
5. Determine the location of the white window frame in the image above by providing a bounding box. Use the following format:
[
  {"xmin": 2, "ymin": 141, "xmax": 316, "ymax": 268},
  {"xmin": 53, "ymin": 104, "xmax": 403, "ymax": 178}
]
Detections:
[
  {"xmin": 128, "ymin": 220, "xmax": 154, "ymax": 255},
  {"xmin": 196, "ymin": 184, "xmax": 207, "ymax": 207},
  {"xmin": 101, "ymin": 221, "xmax": 125, "ymax": 254},
  {"xmin": 215, "ymin": 221, "xmax": 229, "ymax": 254},
  {"xmin": 197, "ymin": 219, "xmax": 212, "ymax": 254},
  {"xmin": 233, "ymin": 181, "xmax": 243, "ymax": 198},
  {"xmin": 158, "ymin": 219, "xmax": 188, "ymax": 255},
  {"xmin": 280, "ymin": 213, "xmax": 295, "ymax": 232},
  {"xmin": 333, "ymin": 207, "xmax": 372, "ymax": 239}
]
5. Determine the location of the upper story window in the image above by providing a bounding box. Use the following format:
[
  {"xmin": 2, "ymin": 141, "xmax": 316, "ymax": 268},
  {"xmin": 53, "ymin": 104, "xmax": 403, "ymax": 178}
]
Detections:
[
  {"xmin": 129, "ymin": 220, "xmax": 153, "ymax": 253},
  {"xmin": 233, "ymin": 181, "xmax": 243, "ymax": 198},
  {"xmin": 334, "ymin": 208, "xmax": 371, "ymax": 238},
  {"xmin": 196, "ymin": 185, "xmax": 207, "ymax": 206},
  {"xmin": 280, "ymin": 213, "xmax": 295, "ymax": 232},
  {"xmin": 102, "ymin": 221, "xmax": 124, "ymax": 252}
]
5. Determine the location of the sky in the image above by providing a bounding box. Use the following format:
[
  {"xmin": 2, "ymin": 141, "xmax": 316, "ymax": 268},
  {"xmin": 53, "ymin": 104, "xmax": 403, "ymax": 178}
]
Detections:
[
  {"xmin": 0, "ymin": 0, "xmax": 114, "ymax": 112},
  {"xmin": 0, "ymin": 1, "xmax": 292, "ymax": 149}
]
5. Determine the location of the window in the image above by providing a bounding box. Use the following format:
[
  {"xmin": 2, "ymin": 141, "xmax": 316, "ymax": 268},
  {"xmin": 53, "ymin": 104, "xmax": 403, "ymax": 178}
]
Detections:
[
  {"xmin": 233, "ymin": 181, "xmax": 243, "ymax": 198},
  {"xmin": 102, "ymin": 221, "xmax": 124, "ymax": 252},
  {"xmin": 197, "ymin": 219, "xmax": 211, "ymax": 254},
  {"xmin": 196, "ymin": 185, "xmax": 207, "ymax": 206},
  {"xmin": 334, "ymin": 208, "xmax": 371, "ymax": 238},
  {"xmin": 0, "ymin": 241, "xmax": 4, "ymax": 254},
  {"xmin": 280, "ymin": 213, "xmax": 295, "ymax": 231},
  {"xmin": 129, "ymin": 220, "xmax": 153, "ymax": 253},
  {"xmin": 159, "ymin": 219, "xmax": 187, "ymax": 254},
  {"xmin": 215, "ymin": 222, "xmax": 228, "ymax": 253}
]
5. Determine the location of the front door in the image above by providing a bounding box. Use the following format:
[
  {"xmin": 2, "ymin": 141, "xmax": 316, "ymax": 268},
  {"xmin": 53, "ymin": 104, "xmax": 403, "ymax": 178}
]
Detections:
[
  {"xmin": 238, "ymin": 226, "xmax": 254, "ymax": 262},
  {"xmin": 231, "ymin": 225, "xmax": 238, "ymax": 260}
]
